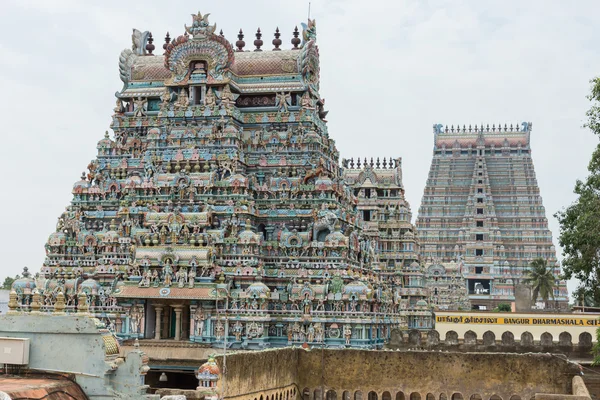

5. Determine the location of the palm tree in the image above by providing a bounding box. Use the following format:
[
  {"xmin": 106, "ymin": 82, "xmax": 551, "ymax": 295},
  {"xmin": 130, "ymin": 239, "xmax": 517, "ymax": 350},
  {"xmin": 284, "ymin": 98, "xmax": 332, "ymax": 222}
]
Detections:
[{"xmin": 523, "ymin": 258, "xmax": 556, "ymax": 308}]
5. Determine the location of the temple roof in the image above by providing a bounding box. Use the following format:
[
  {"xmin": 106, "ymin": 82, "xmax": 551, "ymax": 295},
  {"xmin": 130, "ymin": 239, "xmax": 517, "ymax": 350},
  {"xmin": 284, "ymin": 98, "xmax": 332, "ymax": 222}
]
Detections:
[{"xmin": 127, "ymin": 50, "xmax": 301, "ymax": 82}]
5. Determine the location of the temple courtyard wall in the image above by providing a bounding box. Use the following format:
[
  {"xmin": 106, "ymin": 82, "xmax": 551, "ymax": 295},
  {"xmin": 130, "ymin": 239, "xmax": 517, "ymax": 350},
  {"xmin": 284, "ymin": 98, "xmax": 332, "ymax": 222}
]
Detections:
[{"xmin": 218, "ymin": 348, "xmax": 587, "ymax": 400}]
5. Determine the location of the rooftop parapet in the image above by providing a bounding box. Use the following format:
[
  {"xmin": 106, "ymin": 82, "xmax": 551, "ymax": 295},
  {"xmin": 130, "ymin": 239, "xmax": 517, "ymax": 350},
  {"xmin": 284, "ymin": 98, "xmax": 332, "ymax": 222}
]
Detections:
[
  {"xmin": 433, "ymin": 122, "xmax": 532, "ymax": 135},
  {"xmin": 342, "ymin": 157, "xmax": 401, "ymax": 170},
  {"xmin": 432, "ymin": 122, "xmax": 532, "ymax": 149}
]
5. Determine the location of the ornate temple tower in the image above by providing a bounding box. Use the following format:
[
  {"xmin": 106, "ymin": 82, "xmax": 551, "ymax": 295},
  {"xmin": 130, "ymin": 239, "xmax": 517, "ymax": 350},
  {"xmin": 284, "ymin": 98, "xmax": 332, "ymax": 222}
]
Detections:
[
  {"xmin": 19, "ymin": 12, "xmax": 432, "ymax": 350},
  {"xmin": 342, "ymin": 157, "xmax": 431, "ymax": 329},
  {"xmin": 416, "ymin": 124, "xmax": 568, "ymax": 310}
]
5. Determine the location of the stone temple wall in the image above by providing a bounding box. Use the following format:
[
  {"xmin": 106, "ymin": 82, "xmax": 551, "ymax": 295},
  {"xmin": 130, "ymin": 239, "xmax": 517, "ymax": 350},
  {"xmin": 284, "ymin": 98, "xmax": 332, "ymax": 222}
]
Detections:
[
  {"xmin": 218, "ymin": 348, "xmax": 583, "ymax": 400},
  {"xmin": 220, "ymin": 347, "xmax": 299, "ymax": 399},
  {"xmin": 386, "ymin": 328, "xmax": 594, "ymax": 360}
]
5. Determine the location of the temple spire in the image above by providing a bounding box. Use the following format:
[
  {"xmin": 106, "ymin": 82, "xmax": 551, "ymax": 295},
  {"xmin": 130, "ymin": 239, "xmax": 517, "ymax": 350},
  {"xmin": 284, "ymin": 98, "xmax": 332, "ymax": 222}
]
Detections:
[
  {"xmin": 254, "ymin": 28, "xmax": 263, "ymax": 51},
  {"xmin": 236, "ymin": 29, "xmax": 245, "ymax": 52},
  {"xmin": 291, "ymin": 26, "xmax": 300, "ymax": 49},
  {"xmin": 272, "ymin": 27, "xmax": 282, "ymax": 51}
]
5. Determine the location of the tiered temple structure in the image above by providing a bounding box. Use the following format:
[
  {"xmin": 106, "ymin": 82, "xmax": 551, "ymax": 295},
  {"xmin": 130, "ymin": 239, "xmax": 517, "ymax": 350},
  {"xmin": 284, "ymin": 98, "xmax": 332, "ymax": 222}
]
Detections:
[
  {"xmin": 14, "ymin": 12, "xmax": 432, "ymax": 350},
  {"xmin": 342, "ymin": 157, "xmax": 431, "ymax": 328},
  {"xmin": 416, "ymin": 123, "xmax": 569, "ymax": 310}
]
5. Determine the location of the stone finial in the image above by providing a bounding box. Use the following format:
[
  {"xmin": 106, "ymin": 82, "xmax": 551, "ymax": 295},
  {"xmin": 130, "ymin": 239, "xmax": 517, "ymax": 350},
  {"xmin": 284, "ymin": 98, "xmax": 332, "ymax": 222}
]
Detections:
[
  {"xmin": 236, "ymin": 29, "xmax": 245, "ymax": 52},
  {"xmin": 163, "ymin": 32, "xmax": 171, "ymax": 52},
  {"xmin": 145, "ymin": 32, "xmax": 155, "ymax": 55},
  {"xmin": 254, "ymin": 28, "xmax": 263, "ymax": 51},
  {"xmin": 291, "ymin": 26, "xmax": 301, "ymax": 49},
  {"xmin": 54, "ymin": 292, "xmax": 66, "ymax": 314},
  {"xmin": 7, "ymin": 290, "xmax": 19, "ymax": 313},
  {"xmin": 78, "ymin": 292, "xmax": 90, "ymax": 314},
  {"xmin": 31, "ymin": 289, "xmax": 42, "ymax": 313},
  {"xmin": 272, "ymin": 27, "xmax": 282, "ymax": 51}
]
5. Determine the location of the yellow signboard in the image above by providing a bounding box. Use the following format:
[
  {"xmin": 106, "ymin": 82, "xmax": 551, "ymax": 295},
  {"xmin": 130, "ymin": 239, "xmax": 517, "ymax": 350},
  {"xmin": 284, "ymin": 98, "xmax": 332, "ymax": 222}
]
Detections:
[{"xmin": 436, "ymin": 315, "xmax": 600, "ymax": 327}]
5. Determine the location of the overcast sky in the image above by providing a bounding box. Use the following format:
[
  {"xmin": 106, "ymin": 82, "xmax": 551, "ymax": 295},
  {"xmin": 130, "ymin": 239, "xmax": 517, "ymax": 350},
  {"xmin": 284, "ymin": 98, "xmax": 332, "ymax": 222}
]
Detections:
[{"xmin": 1, "ymin": 0, "xmax": 598, "ymax": 298}]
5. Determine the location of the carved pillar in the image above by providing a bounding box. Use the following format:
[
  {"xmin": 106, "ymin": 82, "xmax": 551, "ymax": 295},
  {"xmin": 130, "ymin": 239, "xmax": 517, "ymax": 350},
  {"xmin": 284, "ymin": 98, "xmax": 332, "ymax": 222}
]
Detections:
[
  {"xmin": 173, "ymin": 305, "xmax": 183, "ymax": 341},
  {"xmin": 154, "ymin": 304, "xmax": 164, "ymax": 340}
]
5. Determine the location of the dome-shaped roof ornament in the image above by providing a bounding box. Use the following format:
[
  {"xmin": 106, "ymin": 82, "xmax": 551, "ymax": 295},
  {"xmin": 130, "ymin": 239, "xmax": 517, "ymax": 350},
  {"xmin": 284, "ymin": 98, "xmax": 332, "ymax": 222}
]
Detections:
[{"xmin": 197, "ymin": 354, "xmax": 220, "ymax": 394}]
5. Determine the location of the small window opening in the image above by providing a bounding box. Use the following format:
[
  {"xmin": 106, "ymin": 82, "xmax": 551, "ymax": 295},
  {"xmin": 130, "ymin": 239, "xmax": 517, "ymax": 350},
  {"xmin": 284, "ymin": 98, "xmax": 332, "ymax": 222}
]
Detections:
[{"xmin": 363, "ymin": 210, "xmax": 371, "ymax": 222}]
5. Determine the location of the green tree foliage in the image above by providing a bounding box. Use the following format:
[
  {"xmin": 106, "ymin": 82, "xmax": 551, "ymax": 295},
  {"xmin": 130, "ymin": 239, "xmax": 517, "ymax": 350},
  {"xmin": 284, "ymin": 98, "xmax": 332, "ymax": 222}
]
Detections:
[
  {"xmin": 1, "ymin": 275, "xmax": 19, "ymax": 290},
  {"xmin": 523, "ymin": 258, "xmax": 556, "ymax": 305},
  {"xmin": 493, "ymin": 303, "xmax": 511, "ymax": 312},
  {"xmin": 556, "ymin": 77, "xmax": 600, "ymax": 306}
]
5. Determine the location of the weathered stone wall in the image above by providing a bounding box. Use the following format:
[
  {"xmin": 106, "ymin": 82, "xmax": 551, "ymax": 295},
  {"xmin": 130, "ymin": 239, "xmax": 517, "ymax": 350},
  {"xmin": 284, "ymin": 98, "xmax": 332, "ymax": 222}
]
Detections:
[
  {"xmin": 387, "ymin": 329, "xmax": 594, "ymax": 360},
  {"xmin": 219, "ymin": 348, "xmax": 582, "ymax": 400},
  {"xmin": 297, "ymin": 350, "xmax": 577, "ymax": 400},
  {"xmin": 218, "ymin": 348, "xmax": 298, "ymax": 399}
]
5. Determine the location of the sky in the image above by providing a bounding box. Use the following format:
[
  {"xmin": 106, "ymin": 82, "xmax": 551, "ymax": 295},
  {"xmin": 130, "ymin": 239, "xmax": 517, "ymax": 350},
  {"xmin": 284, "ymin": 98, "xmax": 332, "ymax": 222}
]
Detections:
[{"xmin": 0, "ymin": 0, "xmax": 598, "ymax": 299}]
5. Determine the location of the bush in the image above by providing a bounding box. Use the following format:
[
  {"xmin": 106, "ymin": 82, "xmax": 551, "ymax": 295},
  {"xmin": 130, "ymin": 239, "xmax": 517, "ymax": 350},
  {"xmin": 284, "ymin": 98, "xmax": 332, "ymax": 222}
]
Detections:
[{"xmin": 493, "ymin": 303, "xmax": 511, "ymax": 312}]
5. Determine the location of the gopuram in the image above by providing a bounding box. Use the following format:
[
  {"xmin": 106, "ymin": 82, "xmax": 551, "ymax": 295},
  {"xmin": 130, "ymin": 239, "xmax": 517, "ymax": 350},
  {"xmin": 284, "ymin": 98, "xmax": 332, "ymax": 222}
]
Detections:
[
  {"xmin": 11, "ymin": 12, "xmax": 434, "ymax": 349},
  {"xmin": 416, "ymin": 124, "xmax": 569, "ymax": 310}
]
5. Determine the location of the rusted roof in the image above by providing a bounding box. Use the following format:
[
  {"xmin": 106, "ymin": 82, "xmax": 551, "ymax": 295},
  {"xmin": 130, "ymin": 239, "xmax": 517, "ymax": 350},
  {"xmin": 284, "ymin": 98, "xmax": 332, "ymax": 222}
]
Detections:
[{"xmin": 0, "ymin": 374, "xmax": 87, "ymax": 400}]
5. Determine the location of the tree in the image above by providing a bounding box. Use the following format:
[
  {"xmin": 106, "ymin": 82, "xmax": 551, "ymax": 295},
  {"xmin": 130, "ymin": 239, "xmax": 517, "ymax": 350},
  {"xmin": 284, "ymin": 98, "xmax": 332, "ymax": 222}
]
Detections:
[
  {"xmin": 1, "ymin": 275, "xmax": 19, "ymax": 290},
  {"xmin": 523, "ymin": 258, "xmax": 556, "ymax": 307},
  {"xmin": 493, "ymin": 303, "xmax": 511, "ymax": 312},
  {"xmin": 555, "ymin": 77, "xmax": 600, "ymax": 306}
]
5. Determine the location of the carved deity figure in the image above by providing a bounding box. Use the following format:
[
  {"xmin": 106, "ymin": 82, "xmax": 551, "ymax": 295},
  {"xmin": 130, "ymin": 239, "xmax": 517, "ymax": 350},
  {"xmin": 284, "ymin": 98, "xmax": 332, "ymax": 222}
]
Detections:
[
  {"xmin": 215, "ymin": 320, "xmax": 225, "ymax": 340},
  {"xmin": 275, "ymin": 92, "xmax": 291, "ymax": 112},
  {"xmin": 129, "ymin": 306, "xmax": 143, "ymax": 334},
  {"xmin": 138, "ymin": 270, "xmax": 150, "ymax": 287},
  {"xmin": 344, "ymin": 325, "xmax": 352, "ymax": 345},
  {"xmin": 232, "ymin": 321, "xmax": 243, "ymax": 341},
  {"xmin": 300, "ymin": 92, "xmax": 314, "ymax": 110},
  {"xmin": 114, "ymin": 98, "xmax": 125, "ymax": 114},
  {"xmin": 163, "ymin": 262, "xmax": 173, "ymax": 287},
  {"xmin": 314, "ymin": 323, "xmax": 324, "ymax": 343},
  {"xmin": 307, "ymin": 323, "xmax": 315, "ymax": 342},
  {"xmin": 220, "ymin": 85, "xmax": 236, "ymax": 109},
  {"xmin": 188, "ymin": 267, "xmax": 196, "ymax": 288},
  {"xmin": 302, "ymin": 293, "xmax": 312, "ymax": 315},
  {"xmin": 175, "ymin": 88, "xmax": 189, "ymax": 109},
  {"xmin": 161, "ymin": 89, "xmax": 172, "ymax": 111},
  {"xmin": 194, "ymin": 307, "xmax": 206, "ymax": 336},
  {"xmin": 204, "ymin": 88, "xmax": 216, "ymax": 108},
  {"xmin": 133, "ymin": 97, "xmax": 147, "ymax": 117}
]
